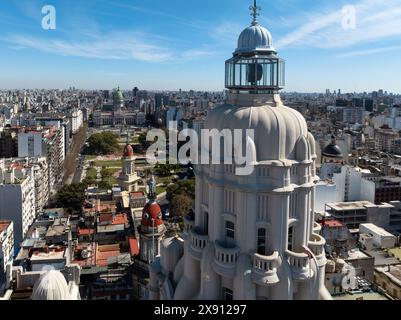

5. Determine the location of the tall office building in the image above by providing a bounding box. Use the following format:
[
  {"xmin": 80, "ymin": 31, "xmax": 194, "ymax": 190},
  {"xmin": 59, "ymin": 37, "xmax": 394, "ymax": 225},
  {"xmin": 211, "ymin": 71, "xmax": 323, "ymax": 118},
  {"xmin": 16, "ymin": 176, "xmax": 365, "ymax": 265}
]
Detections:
[{"xmin": 150, "ymin": 1, "xmax": 331, "ymax": 300}]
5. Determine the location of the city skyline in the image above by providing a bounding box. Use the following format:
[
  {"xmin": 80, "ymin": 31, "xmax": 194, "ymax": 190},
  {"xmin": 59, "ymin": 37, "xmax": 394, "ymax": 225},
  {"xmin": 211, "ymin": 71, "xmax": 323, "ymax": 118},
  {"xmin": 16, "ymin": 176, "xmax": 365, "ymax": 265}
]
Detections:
[{"xmin": 1, "ymin": 0, "xmax": 401, "ymax": 93}]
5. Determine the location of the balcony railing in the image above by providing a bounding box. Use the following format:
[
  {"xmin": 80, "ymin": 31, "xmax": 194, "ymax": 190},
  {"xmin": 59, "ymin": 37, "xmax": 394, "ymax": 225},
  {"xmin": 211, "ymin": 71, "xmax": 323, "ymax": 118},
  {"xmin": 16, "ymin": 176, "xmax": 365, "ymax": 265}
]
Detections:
[
  {"xmin": 308, "ymin": 234, "xmax": 325, "ymax": 257},
  {"xmin": 189, "ymin": 228, "xmax": 209, "ymax": 260},
  {"xmin": 308, "ymin": 233, "xmax": 327, "ymax": 267},
  {"xmin": 252, "ymin": 251, "xmax": 279, "ymax": 286},
  {"xmin": 285, "ymin": 250, "xmax": 313, "ymax": 281},
  {"xmin": 313, "ymin": 222, "xmax": 322, "ymax": 235},
  {"xmin": 213, "ymin": 241, "xmax": 240, "ymax": 277},
  {"xmin": 183, "ymin": 216, "xmax": 195, "ymax": 235}
]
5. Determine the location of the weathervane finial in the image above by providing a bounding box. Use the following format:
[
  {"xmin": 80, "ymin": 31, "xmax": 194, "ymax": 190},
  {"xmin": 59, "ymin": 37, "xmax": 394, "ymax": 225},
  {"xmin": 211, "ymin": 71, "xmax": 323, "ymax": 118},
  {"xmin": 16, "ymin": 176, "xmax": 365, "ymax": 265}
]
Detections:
[{"xmin": 250, "ymin": 0, "xmax": 261, "ymax": 25}]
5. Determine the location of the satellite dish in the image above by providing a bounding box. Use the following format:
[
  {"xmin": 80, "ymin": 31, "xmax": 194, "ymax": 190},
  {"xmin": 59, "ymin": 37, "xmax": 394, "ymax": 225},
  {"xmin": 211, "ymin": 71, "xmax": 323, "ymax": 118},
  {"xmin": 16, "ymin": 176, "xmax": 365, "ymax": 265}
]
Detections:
[{"xmin": 247, "ymin": 63, "xmax": 263, "ymax": 84}]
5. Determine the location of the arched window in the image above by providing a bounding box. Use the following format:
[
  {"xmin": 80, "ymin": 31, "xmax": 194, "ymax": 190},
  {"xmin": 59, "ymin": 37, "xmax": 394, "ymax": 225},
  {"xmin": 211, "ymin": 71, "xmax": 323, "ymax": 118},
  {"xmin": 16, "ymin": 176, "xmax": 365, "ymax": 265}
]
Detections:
[
  {"xmin": 257, "ymin": 228, "xmax": 267, "ymax": 255},
  {"xmin": 288, "ymin": 226, "xmax": 294, "ymax": 251},
  {"xmin": 225, "ymin": 221, "xmax": 235, "ymax": 240},
  {"xmin": 203, "ymin": 212, "xmax": 209, "ymax": 235}
]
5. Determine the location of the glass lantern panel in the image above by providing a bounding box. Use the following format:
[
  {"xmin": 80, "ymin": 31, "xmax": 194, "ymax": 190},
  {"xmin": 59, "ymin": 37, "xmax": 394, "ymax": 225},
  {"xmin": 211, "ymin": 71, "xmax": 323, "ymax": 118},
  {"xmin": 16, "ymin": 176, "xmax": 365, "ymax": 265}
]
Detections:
[
  {"xmin": 279, "ymin": 60, "xmax": 285, "ymax": 87},
  {"xmin": 241, "ymin": 63, "xmax": 248, "ymax": 86},
  {"xmin": 234, "ymin": 63, "xmax": 241, "ymax": 86}
]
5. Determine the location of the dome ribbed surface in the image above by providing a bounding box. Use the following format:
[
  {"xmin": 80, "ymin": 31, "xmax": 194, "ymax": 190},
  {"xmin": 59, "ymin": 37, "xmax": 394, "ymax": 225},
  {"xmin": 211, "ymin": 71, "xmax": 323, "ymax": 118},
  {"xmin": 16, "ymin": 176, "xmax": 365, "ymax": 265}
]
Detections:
[
  {"xmin": 205, "ymin": 101, "xmax": 309, "ymax": 161},
  {"xmin": 32, "ymin": 271, "xmax": 71, "ymax": 300},
  {"xmin": 236, "ymin": 23, "xmax": 274, "ymax": 53}
]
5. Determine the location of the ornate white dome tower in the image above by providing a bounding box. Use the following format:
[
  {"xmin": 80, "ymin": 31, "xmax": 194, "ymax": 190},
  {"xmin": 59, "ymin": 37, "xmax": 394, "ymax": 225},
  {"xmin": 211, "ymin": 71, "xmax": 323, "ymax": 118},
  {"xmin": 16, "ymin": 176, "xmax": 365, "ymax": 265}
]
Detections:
[{"xmin": 150, "ymin": 1, "xmax": 331, "ymax": 300}]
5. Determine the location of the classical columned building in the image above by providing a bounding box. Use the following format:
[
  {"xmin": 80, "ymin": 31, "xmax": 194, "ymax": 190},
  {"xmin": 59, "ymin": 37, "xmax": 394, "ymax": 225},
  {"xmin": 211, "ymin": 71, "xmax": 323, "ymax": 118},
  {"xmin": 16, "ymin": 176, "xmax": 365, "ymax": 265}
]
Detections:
[{"xmin": 150, "ymin": 1, "xmax": 331, "ymax": 300}]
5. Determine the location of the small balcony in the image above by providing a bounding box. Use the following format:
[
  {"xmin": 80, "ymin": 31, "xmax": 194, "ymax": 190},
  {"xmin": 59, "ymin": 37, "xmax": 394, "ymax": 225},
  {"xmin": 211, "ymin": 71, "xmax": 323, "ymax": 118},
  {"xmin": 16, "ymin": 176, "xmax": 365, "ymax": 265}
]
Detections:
[
  {"xmin": 313, "ymin": 222, "xmax": 322, "ymax": 235},
  {"xmin": 183, "ymin": 216, "xmax": 195, "ymax": 236},
  {"xmin": 308, "ymin": 233, "xmax": 327, "ymax": 267},
  {"xmin": 285, "ymin": 250, "xmax": 314, "ymax": 281},
  {"xmin": 189, "ymin": 228, "xmax": 209, "ymax": 260},
  {"xmin": 252, "ymin": 251, "xmax": 280, "ymax": 286},
  {"xmin": 213, "ymin": 241, "xmax": 240, "ymax": 277}
]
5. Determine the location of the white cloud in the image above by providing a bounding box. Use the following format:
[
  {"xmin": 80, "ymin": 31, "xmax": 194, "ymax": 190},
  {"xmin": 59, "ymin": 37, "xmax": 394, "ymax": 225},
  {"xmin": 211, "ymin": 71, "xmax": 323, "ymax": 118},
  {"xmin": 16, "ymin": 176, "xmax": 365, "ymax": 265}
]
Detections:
[
  {"xmin": 275, "ymin": 0, "xmax": 401, "ymax": 50},
  {"xmin": 3, "ymin": 31, "xmax": 216, "ymax": 63},
  {"xmin": 336, "ymin": 45, "xmax": 401, "ymax": 58},
  {"xmin": 211, "ymin": 21, "xmax": 243, "ymax": 44}
]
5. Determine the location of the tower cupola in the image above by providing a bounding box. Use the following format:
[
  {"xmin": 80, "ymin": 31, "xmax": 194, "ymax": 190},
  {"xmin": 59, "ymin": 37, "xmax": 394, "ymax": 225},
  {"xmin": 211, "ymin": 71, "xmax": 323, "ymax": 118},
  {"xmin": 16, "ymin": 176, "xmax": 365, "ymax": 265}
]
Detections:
[{"xmin": 225, "ymin": 0, "xmax": 285, "ymax": 94}]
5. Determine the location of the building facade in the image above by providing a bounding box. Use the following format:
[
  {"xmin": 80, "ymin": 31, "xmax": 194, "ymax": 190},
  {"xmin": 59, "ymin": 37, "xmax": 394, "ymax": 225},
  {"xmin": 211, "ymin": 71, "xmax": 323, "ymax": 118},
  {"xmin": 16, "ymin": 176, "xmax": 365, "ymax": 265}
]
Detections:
[
  {"xmin": 0, "ymin": 165, "xmax": 36, "ymax": 247},
  {"xmin": 0, "ymin": 221, "xmax": 14, "ymax": 287},
  {"xmin": 149, "ymin": 3, "xmax": 331, "ymax": 300},
  {"xmin": 118, "ymin": 143, "xmax": 140, "ymax": 192}
]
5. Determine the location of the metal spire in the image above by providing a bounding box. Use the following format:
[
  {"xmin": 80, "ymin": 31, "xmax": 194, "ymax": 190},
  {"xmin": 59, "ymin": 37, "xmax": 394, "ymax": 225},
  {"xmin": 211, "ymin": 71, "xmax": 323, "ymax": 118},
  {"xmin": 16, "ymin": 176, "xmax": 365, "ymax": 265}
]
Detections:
[
  {"xmin": 250, "ymin": 0, "xmax": 261, "ymax": 25},
  {"xmin": 147, "ymin": 175, "xmax": 157, "ymax": 202}
]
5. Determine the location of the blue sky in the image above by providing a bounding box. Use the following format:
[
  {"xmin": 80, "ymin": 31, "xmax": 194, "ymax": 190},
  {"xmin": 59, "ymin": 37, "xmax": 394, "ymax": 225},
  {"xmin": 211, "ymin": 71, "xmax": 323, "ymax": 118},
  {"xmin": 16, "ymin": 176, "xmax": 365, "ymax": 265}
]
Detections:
[{"xmin": 1, "ymin": 0, "xmax": 401, "ymax": 93}]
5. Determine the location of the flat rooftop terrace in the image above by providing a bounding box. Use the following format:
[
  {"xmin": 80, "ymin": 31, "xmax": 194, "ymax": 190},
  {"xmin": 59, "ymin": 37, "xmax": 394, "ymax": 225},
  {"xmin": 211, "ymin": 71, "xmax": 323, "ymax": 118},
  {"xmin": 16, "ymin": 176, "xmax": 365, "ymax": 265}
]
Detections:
[{"xmin": 333, "ymin": 291, "xmax": 389, "ymax": 300}]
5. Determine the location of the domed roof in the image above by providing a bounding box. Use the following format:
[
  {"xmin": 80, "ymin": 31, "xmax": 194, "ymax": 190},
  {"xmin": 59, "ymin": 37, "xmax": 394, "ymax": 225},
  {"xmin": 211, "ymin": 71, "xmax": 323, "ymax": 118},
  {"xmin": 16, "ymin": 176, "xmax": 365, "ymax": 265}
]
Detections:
[
  {"xmin": 205, "ymin": 97, "xmax": 311, "ymax": 162},
  {"xmin": 322, "ymin": 137, "xmax": 343, "ymax": 158},
  {"xmin": 322, "ymin": 144, "xmax": 343, "ymax": 158},
  {"xmin": 123, "ymin": 144, "xmax": 134, "ymax": 157},
  {"xmin": 32, "ymin": 270, "xmax": 71, "ymax": 300},
  {"xmin": 236, "ymin": 23, "xmax": 275, "ymax": 54},
  {"xmin": 114, "ymin": 87, "xmax": 124, "ymax": 103},
  {"xmin": 142, "ymin": 202, "xmax": 163, "ymax": 227}
]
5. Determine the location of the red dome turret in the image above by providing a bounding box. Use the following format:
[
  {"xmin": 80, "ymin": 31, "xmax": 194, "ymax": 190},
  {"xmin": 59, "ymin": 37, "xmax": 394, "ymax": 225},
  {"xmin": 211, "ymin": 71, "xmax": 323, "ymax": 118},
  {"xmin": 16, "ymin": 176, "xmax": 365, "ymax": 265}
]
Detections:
[
  {"xmin": 123, "ymin": 144, "xmax": 134, "ymax": 157},
  {"xmin": 141, "ymin": 202, "xmax": 163, "ymax": 227}
]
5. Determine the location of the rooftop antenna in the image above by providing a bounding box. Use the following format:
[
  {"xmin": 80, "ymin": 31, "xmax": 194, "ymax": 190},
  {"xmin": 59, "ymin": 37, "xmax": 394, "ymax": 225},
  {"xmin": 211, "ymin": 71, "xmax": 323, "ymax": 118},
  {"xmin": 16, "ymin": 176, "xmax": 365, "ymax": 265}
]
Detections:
[{"xmin": 250, "ymin": 0, "xmax": 261, "ymax": 25}]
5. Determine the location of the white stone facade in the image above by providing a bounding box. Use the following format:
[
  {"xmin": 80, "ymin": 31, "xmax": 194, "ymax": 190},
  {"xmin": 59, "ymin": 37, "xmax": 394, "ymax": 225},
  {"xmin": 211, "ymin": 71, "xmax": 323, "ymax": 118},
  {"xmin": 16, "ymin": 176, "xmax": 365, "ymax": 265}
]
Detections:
[
  {"xmin": 0, "ymin": 221, "xmax": 14, "ymax": 281},
  {"xmin": 70, "ymin": 109, "xmax": 83, "ymax": 134},
  {"xmin": 0, "ymin": 167, "xmax": 36, "ymax": 246},
  {"xmin": 150, "ymin": 93, "xmax": 331, "ymax": 300},
  {"xmin": 149, "ymin": 3, "xmax": 331, "ymax": 300}
]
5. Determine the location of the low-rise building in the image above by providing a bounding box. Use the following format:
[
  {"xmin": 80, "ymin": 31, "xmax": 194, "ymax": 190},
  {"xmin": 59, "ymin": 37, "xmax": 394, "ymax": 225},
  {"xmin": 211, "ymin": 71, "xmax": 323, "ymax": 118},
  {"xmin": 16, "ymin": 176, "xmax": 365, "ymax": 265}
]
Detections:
[
  {"xmin": 374, "ymin": 265, "xmax": 401, "ymax": 300},
  {"xmin": 359, "ymin": 223, "xmax": 397, "ymax": 249},
  {"xmin": 346, "ymin": 249, "xmax": 375, "ymax": 282},
  {"xmin": 325, "ymin": 201, "xmax": 394, "ymax": 230},
  {"xmin": 0, "ymin": 221, "xmax": 14, "ymax": 287}
]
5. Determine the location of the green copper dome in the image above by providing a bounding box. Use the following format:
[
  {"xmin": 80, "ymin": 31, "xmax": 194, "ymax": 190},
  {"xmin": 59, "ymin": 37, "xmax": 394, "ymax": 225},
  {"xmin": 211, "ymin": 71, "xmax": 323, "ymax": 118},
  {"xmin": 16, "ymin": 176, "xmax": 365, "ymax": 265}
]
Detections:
[{"xmin": 114, "ymin": 87, "xmax": 124, "ymax": 103}]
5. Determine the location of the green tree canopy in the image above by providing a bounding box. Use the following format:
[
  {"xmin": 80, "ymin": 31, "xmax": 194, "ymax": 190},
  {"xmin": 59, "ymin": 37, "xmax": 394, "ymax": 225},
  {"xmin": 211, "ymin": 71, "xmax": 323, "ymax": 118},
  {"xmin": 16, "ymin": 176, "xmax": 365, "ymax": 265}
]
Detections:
[
  {"xmin": 170, "ymin": 194, "xmax": 193, "ymax": 218},
  {"xmin": 87, "ymin": 132, "xmax": 120, "ymax": 155},
  {"xmin": 55, "ymin": 183, "xmax": 86, "ymax": 214},
  {"xmin": 166, "ymin": 178, "xmax": 195, "ymax": 202}
]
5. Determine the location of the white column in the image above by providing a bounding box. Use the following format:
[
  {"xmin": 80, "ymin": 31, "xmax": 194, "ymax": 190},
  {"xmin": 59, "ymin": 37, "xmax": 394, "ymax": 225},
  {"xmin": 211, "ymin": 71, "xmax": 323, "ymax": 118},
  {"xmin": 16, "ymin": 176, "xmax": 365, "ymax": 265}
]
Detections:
[
  {"xmin": 241, "ymin": 191, "xmax": 257, "ymax": 253},
  {"xmin": 212, "ymin": 185, "xmax": 223, "ymax": 242},
  {"xmin": 195, "ymin": 178, "xmax": 203, "ymax": 227},
  {"xmin": 295, "ymin": 189, "xmax": 309, "ymax": 251}
]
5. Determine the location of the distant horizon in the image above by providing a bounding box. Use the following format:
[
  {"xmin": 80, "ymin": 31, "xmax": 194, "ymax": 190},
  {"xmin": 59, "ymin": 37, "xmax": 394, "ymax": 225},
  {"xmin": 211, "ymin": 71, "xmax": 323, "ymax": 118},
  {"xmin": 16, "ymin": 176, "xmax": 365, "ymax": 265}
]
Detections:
[{"xmin": 1, "ymin": 87, "xmax": 400, "ymax": 96}]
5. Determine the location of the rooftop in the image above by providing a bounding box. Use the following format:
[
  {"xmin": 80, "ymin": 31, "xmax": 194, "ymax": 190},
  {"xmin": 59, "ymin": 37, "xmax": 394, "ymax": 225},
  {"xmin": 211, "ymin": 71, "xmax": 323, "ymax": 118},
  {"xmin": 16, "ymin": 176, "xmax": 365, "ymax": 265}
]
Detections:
[
  {"xmin": 326, "ymin": 201, "xmax": 377, "ymax": 211},
  {"xmin": 73, "ymin": 242, "xmax": 97, "ymax": 268},
  {"xmin": 347, "ymin": 249, "xmax": 370, "ymax": 260},
  {"xmin": 30, "ymin": 247, "xmax": 66, "ymax": 262},
  {"xmin": 130, "ymin": 191, "xmax": 146, "ymax": 198},
  {"xmin": 96, "ymin": 244, "xmax": 121, "ymax": 267},
  {"xmin": 333, "ymin": 290, "xmax": 389, "ymax": 300},
  {"xmin": 322, "ymin": 219, "xmax": 344, "ymax": 228},
  {"xmin": 365, "ymin": 249, "xmax": 400, "ymax": 266},
  {"xmin": 0, "ymin": 220, "xmax": 12, "ymax": 234},
  {"xmin": 388, "ymin": 247, "xmax": 401, "ymax": 260},
  {"xmin": 376, "ymin": 264, "xmax": 401, "ymax": 286},
  {"xmin": 360, "ymin": 223, "xmax": 396, "ymax": 238}
]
